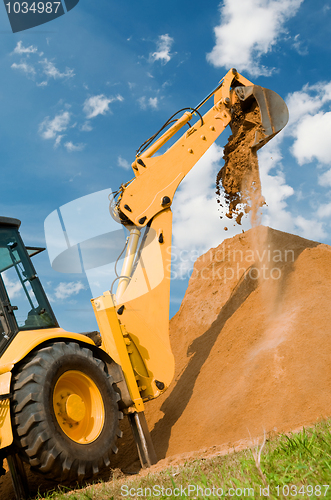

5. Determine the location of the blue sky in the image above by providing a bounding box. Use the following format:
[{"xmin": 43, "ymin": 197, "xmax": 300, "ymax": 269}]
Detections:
[{"xmin": 1, "ymin": 0, "xmax": 331, "ymax": 332}]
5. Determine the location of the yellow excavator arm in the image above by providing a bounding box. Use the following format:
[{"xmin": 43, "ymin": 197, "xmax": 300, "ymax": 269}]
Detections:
[{"xmin": 91, "ymin": 68, "xmax": 289, "ymax": 413}]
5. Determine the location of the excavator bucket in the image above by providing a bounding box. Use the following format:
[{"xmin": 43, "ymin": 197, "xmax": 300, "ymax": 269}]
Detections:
[{"xmin": 234, "ymin": 85, "xmax": 289, "ymax": 149}]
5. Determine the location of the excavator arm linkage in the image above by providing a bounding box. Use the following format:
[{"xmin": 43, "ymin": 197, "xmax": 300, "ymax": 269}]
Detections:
[{"xmin": 91, "ymin": 69, "xmax": 289, "ymax": 415}]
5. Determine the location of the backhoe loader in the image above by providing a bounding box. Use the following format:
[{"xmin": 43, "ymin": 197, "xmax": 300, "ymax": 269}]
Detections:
[{"xmin": 0, "ymin": 69, "xmax": 288, "ymax": 499}]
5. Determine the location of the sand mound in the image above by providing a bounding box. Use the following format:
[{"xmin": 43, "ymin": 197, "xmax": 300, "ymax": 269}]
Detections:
[{"xmin": 143, "ymin": 225, "xmax": 331, "ymax": 459}]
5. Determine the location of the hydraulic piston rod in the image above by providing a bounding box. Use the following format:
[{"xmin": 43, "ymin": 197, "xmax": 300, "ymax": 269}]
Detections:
[{"xmin": 116, "ymin": 227, "xmax": 141, "ymax": 303}]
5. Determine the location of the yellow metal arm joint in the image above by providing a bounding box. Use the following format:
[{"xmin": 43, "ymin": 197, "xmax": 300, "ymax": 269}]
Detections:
[{"xmin": 118, "ymin": 70, "xmax": 255, "ymax": 227}]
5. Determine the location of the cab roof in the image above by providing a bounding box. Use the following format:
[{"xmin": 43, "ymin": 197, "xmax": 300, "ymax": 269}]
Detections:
[{"xmin": 0, "ymin": 217, "xmax": 21, "ymax": 228}]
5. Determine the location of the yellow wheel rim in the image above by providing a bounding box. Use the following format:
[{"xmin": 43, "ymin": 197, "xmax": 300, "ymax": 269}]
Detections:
[{"xmin": 53, "ymin": 370, "xmax": 104, "ymax": 444}]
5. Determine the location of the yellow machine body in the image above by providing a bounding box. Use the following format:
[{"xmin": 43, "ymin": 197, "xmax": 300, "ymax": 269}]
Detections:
[
  {"xmin": 88, "ymin": 71, "xmax": 253, "ymax": 413},
  {"xmin": 0, "ymin": 372, "xmax": 12, "ymax": 449},
  {"xmin": 91, "ymin": 208, "xmax": 174, "ymax": 411},
  {"xmin": 90, "ymin": 69, "xmax": 288, "ymax": 417}
]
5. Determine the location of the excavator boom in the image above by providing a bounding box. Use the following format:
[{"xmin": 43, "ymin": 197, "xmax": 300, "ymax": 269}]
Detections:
[{"xmin": 112, "ymin": 69, "xmax": 288, "ymax": 227}]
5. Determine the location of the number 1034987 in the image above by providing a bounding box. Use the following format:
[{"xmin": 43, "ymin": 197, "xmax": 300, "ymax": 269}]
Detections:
[
  {"xmin": 275, "ymin": 484, "xmax": 329, "ymax": 496},
  {"xmin": 5, "ymin": 2, "xmax": 61, "ymax": 14}
]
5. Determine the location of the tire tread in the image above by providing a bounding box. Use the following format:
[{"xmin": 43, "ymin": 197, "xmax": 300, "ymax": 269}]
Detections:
[{"xmin": 12, "ymin": 341, "xmax": 121, "ymax": 481}]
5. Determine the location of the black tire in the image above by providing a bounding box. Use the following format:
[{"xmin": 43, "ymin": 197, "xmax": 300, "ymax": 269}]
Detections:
[{"xmin": 11, "ymin": 342, "xmax": 123, "ymax": 481}]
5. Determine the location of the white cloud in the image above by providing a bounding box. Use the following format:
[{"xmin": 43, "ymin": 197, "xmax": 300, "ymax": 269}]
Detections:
[
  {"xmin": 258, "ymin": 139, "xmax": 295, "ymax": 231},
  {"xmin": 11, "ymin": 43, "xmax": 74, "ymax": 85},
  {"xmin": 286, "ymin": 90, "xmax": 324, "ymax": 125},
  {"xmin": 206, "ymin": 0, "xmax": 303, "ymax": 76},
  {"xmin": 118, "ymin": 155, "xmax": 131, "ymax": 170},
  {"xmin": 39, "ymin": 111, "xmax": 71, "ymax": 140},
  {"xmin": 148, "ymin": 97, "xmax": 158, "ymax": 109},
  {"xmin": 257, "ymin": 129, "xmax": 327, "ymax": 240},
  {"xmin": 292, "ymin": 34, "xmax": 308, "ymax": 56},
  {"xmin": 256, "ymin": 82, "xmax": 331, "ymax": 241},
  {"xmin": 245, "ymin": 140, "xmax": 326, "ymax": 241},
  {"xmin": 138, "ymin": 97, "xmax": 147, "ymax": 109},
  {"xmin": 81, "ymin": 121, "xmax": 93, "ymax": 132},
  {"xmin": 54, "ymin": 281, "xmax": 86, "ymax": 300},
  {"xmin": 3, "ymin": 275, "xmax": 21, "ymax": 299},
  {"xmin": 54, "ymin": 135, "xmax": 64, "ymax": 148},
  {"xmin": 12, "ymin": 41, "xmax": 37, "ymax": 55},
  {"xmin": 39, "ymin": 58, "xmax": 75, "ymax": 79},
  {"xmin": 286, "ymin": 82, "xmax": 331, "ymax": 165},
  {"xmin": 138, "ymin": 96, "xmax": 159, "ymax": 110},
  {"xmin": 293, "ymin": 215, "xmax": 326, "ymax": 240},
  {"xmin": 83, "ymin": 94, "xmax": 124, "ymax": 119},
  {"xmin": 291, "ymin": 112, "xmax": 331, "ymax": 165},
  {"xmin": 286, "ymin": 81, "xmax": 331, "ymax": 125},
  {"xmin": 149, "ymin": 34, "xmax": 174, "ymax": 64},
  {"xmin": 318, "ymin": 168, "xmax": 331, "ymax": 187},
  {"xmin": 11, "ymin": 62, "xmax": 36, "ymax": 76},
  {"xmin": 317, "ymin": 202, "xmax": 331, "ymax": 219},
  {"xmin": 64, "ymin": 141, "xmax": 86, "ymax": 152}
]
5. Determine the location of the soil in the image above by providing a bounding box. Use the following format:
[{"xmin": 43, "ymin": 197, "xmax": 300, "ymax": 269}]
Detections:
[
  {"xmin": 216, "ymin": 99, "xmax": 265, "ymax": 225},
  {"xmin": 2, "ymin": 226, "xmax": 331, "ymax": 499},
  {"xmin": 112, "ymin": 226, "xmax": 331, "ymax": 468}
]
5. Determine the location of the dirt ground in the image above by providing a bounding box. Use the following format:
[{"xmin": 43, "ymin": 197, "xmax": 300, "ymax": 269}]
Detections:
[{"xmin": 2, "ymin": 225, "xmax": 331, "ymax": 499}]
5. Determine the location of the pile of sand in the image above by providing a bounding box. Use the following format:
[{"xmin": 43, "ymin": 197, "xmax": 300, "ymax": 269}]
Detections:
[
  {"xmin": 108, "ymin": 225, "xmax": 331, "ymax": 471},
  {"xmin": 143, "ymin": 226, "xmax": 331, "ymax": 459}
]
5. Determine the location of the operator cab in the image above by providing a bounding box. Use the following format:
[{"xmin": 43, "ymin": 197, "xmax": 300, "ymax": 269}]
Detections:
[{"xmin": 0, "ymin": 217, "xmax": 58, "ymax": 356}]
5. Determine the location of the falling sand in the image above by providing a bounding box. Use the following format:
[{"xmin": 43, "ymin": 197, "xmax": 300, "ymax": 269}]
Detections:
[{"xmin": 216, "ymin": 97, "xmax": 265, "ymax": 226}]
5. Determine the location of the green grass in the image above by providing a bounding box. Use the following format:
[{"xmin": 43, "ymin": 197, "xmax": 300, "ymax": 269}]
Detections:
[{"xmin": 37, "ymin": 419, "xmax": 331, "ymax": 500}]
